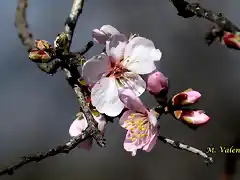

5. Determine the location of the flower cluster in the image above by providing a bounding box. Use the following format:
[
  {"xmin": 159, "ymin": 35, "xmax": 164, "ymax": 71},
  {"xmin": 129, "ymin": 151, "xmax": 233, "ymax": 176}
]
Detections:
[{"xmin": 69, "ymin": 25, "xmax": 210, "ymax": 156}]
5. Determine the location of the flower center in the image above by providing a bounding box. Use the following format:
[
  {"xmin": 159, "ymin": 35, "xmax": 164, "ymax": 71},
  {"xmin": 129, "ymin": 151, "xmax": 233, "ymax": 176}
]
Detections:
[
  {"xmin": 125, "ymin": 113, "xmax": 149, "ymax": 142},
  {"xmin": 107, "ymin": 57, "xmax": 126, "ymax": 78}
]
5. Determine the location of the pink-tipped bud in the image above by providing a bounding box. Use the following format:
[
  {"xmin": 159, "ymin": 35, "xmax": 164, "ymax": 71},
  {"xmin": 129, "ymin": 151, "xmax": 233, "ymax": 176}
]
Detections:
[
  {"xmin": 222, "ymin": 31, "xmax": 240, "ymax": 50},
  {"xmin": 147, "ymin": 71, "xmax": 168, "ymax": 95},
  {"xmin": 172, "ymin": 88, "xmax": 201, "ymax": 106},
  {"xmin": 174, "ymin": 110, "xmax": 210, "ymax": 125},
  {"xmin": 28, "ymin": 49, "xmax": 52, "ymax": 63},
  {"xmin": 35, "ymin": 39, "xmax": 52, "ymax": 51}
]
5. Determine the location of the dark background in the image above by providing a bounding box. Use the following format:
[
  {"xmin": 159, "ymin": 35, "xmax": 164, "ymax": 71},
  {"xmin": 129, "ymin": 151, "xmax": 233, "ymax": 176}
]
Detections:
[{"xmin": 0, "ymin": 0, "xmax": 240, "ymax": 179}]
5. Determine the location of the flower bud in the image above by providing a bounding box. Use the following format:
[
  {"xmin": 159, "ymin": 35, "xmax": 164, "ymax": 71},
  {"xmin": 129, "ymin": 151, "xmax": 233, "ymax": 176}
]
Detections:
[
  {"xmin": 147, "ymin": 71, "xmax": 168, "ymax": 95},
  {"xmin": 28, "ymin": 49, "xmax": 52, "ymax": 63},
  {"xmin": 92, "ymin": 25, "xmax": 120, "ymax": 44},
  {"xmin": 54, "ymin": 32, "xmax": 69, "ymax": 52},
  {"xmin": 172, "ymin": 88, "xmax": 201, "ymax": 106},
  {"xmin": 35, "ymin": 39, "xmax": 52, "ymax": 51},
  {"xmin": 174, "ymin": 110, "xmax": 210, "ymax": 125},
  {"xmin": 222, "ymin": 31, "xmax": 240, "ymax": 50}
]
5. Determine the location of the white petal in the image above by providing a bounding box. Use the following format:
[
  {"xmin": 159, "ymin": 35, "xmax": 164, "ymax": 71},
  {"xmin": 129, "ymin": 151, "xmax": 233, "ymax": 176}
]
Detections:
[
  {"xmin": 69, "ymin": 115, "xmax": 88, "ymax": 137},
  {"xmin": 122, "ymin": 37, "xmax": 162, "ymax": 74},
  {"xmin": 100, "ymin": 25, "xmax": 120, "ymax": 36},
  {"xmin": 91, "ymin": 77, "xmax": 124, "ymax": 117},
  {"xmin": 92, "ymin": 29, "xmax": 109, "ymax": 44},
  {"xmin": 94, "ymin": 114, "xmax": 107, "ymax": 131},
  {"xmin": 82, "ymin": 53, "xmax": 110, "ymax": 85},
  {"xmin": 106, "ymin": 34, "xmax": 128, "ymax": 62},
  {"xmin": 147, "ymin": 109, "xmax": 158, "ymax": 127},
  {"xmin": 117, "ymin": 72, "xmax": 146, "ymax": 97}
]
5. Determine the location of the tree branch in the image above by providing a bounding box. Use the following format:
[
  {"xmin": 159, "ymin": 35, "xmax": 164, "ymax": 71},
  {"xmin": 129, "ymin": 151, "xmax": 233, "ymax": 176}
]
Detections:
[
  {"xmin": 15, "ymin": 0, "xmax": 34, "ymax": 51},
  {"xmin": 169, "ymin": 0, "xmax": 240, "ymax": 46},
  {"xmin": 0, "ymin": 130, "xmax": 91, "ymax": 176},
  {"xmin": 158, "ymin": 135, "xmax": 213, "ymax": 164},
  {"xmin": 62, "ymin": 0, "xmax": 105, "ymax": 147}
]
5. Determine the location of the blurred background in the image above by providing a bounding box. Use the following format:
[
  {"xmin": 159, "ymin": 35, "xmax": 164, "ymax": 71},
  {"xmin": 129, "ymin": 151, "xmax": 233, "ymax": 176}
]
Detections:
[{"xmin": 0, "ymin": 0, "xmax": 240, "ymax": 179}]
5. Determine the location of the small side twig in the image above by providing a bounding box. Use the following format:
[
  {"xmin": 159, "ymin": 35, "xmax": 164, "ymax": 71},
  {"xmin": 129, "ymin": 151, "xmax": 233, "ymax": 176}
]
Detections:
[{"xmin": 158, "ymin": 135, "xmax": 213, "ymax": 164}]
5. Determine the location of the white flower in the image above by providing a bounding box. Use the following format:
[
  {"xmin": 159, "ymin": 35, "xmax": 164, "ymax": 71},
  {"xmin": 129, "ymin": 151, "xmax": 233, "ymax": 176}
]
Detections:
[{"xmin": 82, "ymin": 32, "xmax": 162, "ymax": 117}]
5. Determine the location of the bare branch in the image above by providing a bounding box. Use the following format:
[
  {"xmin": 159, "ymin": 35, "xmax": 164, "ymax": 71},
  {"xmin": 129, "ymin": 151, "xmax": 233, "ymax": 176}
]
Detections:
[
  {"xmin": 169, "ymin": 0, "xmax": 240, "ymax": 46},
  {"xmin": 169, "ymin": 0, "xmax": 240, "ymax": 32},
  {"xmin": 0, "ymin": 131, "xmax": 91, "ymax": 176},
  {"xmin": 15, "ymin": 0, "xmax": 35, "ymax": 51},
  {"xmin": 62, "ymin": 0, "xmax": 105, "ymax": 147},
  {"xmin": 64, "ymin": 0, "xmax": 85, "ymax": 51},
  {"xmin": 158, "ymin": 135, "xmax": 213, "ymax": 164}
]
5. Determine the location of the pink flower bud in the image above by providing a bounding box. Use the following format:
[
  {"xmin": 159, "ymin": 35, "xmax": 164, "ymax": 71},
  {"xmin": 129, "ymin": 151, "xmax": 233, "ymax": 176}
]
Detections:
[
  {"xmin": 174, "ymin": 110, "xmax": 210, "ymax": 125},
  {"xmin": 172, "ymin": 88, "xmax": 201, "ymax": 106},
  {"xmin": 147, "ymin": 71, "xmax": 168, "ymax": 95},
  {"xmin": 222, "ymin": 31, "xmax": 240, "ymax": 50}
]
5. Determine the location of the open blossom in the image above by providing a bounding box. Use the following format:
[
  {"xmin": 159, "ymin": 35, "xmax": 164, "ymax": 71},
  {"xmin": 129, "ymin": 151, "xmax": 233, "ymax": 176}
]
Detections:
[
  {"xmin": 82, "ymin": 33, "xmax": 162, "ymax": 117},
  {"xmin": 173, "ymin": 110, "xmax": 210, "ymax": 125},
  {"xmin": 172, "ymin": 88, "xmax": 201, "ymax": 106},
  {"xmin": 119, "ymin": 89, "xmax": 160, "ymax": 156},
  {"xmin": 92, "ymin": 25, "xmax": 120, "ymax": 44},
  {"xmin": 147, "ymin": 71, "xmax": 168, "ymax": 95},
  {"xmin": 69, "ymin": 111, "xmax": 106, "ymax": 150}
]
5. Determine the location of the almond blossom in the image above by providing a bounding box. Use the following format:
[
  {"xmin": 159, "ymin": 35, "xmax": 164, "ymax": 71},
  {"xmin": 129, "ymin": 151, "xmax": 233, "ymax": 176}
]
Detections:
[
  {"xmin": 69, "ymin": 111, "xmax": 106, "ymax": 150},
  {"xmin": 82, "ymin": 31, "xmax": 162, "ymax": 117},
  {"xmin": 119, "ymin": 89, "xmax": 160, "ymax": 156}
]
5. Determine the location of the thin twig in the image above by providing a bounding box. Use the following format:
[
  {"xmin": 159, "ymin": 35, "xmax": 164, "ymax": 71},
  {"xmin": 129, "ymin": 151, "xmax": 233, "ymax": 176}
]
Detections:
[
  {"xmin": 169, "ymin": 0, "xmax": 240, "ymax": 46},
  {"xmin": 158, "ymin": 135, "xmax": 213, "ymax": 164},
  {"xmin": 169, "ymin": 0, "xmax": 240, "ymax": 32},
  {"xmin": 15, "ymin": 0, "xmax": 34, "ymax": 51},
  {"xmin": 0, "ymin": 131, "xmax": 91, "ymax": 176}
]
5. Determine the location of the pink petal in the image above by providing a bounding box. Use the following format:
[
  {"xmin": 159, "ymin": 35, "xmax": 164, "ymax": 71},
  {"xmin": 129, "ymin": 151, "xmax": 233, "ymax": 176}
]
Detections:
[
  {"xmin": 82, "ymin": 53, "xmax": 110, "ymax": 85},
  {"xmin": 77, "ymin": 138, "xmax": 93, "ymax": 151},
  {"xmin": 123, "ymin": 132, "xmax": 139, "ymax": 154},
  {"xmin": 100, "ymin": 25, "xmax": 120, "ymax": 36},
  {"xmin": 118, "ymin": 88, "xmax": 147, "ymax": 113},
  {"xmin": 142, "ymin": 125, "xmax": 160, "ymax": 152},
  {"xmin": 92, "ymin": 25, "xmax": 120, "ymax": 44},
  {"xmin": 92, "ymin": 29, "xmax": 108, "ymax": 44},
  {"xmin": 106, "ymin": 34, "xmax": 128, "ymax": 62}
]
